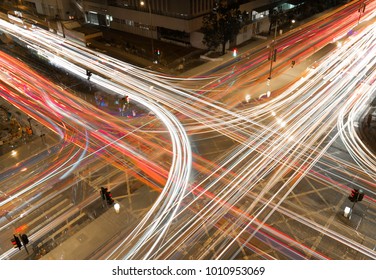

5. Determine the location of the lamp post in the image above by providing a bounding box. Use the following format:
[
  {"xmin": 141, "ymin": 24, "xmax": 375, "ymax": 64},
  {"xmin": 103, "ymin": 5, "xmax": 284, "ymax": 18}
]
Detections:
[
  {"xmin": 114, "ymin": 203, "xmax": 120, "ymax": 214},
  {"xmin": 268, "ymin": 18, "xmax": 278, "ymax": 85},
  {"xmin": 140, "ymin": 1, "xmax": 155, "ymax": 62},
  {"xmin": 290, "ymin": 19, "xmax": 295, "ymax": 29}
]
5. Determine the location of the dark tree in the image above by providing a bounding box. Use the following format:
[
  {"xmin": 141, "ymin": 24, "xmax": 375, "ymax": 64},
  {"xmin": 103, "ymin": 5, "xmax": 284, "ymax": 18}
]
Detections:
[
  {"xmin": 202, "ymin": 0, "xmax": 243, "ymax": 55},
  {"xmin": 202, "ymin": 11, "xmax": 222, "ymax": 52}
]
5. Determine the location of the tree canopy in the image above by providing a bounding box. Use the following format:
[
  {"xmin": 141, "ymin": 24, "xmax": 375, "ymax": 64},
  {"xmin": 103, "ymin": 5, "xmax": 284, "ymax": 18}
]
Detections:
[{"xmin": 202, "ymin": 0, "xmax": 244, "ymax": 55}]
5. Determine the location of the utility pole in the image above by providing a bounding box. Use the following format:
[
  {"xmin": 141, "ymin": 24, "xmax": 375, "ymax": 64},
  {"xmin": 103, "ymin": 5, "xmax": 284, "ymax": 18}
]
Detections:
[
  {"xmin": 344, "ymin": 188, "xmax": 364, "ymax": 219},
  {"xmin": 268, "ymin": 17, "xmax": 278, "ymax": 91},
  {"xmin": 140, "ymin": 1, "xmax": 155, "ymax": 62}
]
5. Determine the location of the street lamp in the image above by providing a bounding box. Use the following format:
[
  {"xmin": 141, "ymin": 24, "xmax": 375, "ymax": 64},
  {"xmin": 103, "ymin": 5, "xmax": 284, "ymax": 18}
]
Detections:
[
  {"xmin": 290, "ymin": 19, "xmax": 296, "ymax": 30},
  {"xmin": 140, "ymin": 1, "xmax": 155, "ymax": 62},
  {"xmin": 245, "ymin": 94, "xmax": 251, "ymax": 103},
  {"xmin": 268, "ymin": 18, "xmax": 278, "ymax": 86},
  {"xmin": 114, "ymin": 203, "xmax": 120, "ymax": 214}
]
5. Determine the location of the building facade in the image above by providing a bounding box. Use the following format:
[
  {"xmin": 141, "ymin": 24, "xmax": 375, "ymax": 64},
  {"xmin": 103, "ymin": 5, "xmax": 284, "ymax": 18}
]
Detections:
[
  {"xmin": 12, "ymin": 0, "xmax": 82, "ymax": 20},
  {"xmin": 82, "ymin": 0, "xmax": 300, "ymax": 49},
  {"xmin": 13, "ymin": 1, "xmax": 302, "ymax": 49}
]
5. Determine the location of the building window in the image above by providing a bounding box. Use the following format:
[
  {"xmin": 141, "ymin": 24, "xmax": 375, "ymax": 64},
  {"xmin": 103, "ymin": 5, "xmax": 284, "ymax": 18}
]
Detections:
[
  {"xmin": 126, "ymin": 19, "xmax": 134, "ymax": 26},
  {"xmin": 87, "ymin": 12, "xmax": 99, "ymax": 25},
  {"xmin": 252, "ymin": 10, "xmax": 269, "ymax": 21}
]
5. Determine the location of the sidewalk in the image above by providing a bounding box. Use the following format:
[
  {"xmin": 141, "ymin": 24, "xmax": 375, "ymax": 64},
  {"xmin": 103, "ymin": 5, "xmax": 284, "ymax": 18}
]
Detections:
[
  {"xmin": 40, "ymin": 186, "xmax": 159, "ymax": 260},
  {"xmin": 0, "ymin": 99, "xmax": 58, "ymax": 157},
  {"xmin": 84, "ymin": 2, "xmax": 345, "ymax": 78}
]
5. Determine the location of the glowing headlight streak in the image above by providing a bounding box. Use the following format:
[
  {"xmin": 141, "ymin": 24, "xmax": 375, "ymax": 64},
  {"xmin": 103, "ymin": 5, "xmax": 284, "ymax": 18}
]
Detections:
[
  {"xmin": 0, "ymin": 23, "xmax": 194, "ymax": 258},
  {"xmin": 213, "ymin": 22, "xmax": 375, "ymax": 258},
  {"xmin": 84, "ymin": 73, "xmax": 192, "ymax": 259},
  {"xmin": 136, "ymin": 21, "xmax": 376, "ymax": 260},
  {"xmin": 337, "ymin": 71, "xmax": 376, "ymax": 181},
  {"xmin": 1, "ymin": 11, "xmax": 376, "ymax": 260},
  {"xmin": 0, "ymin": 50, "xmax": 185, "ymax": 256}
]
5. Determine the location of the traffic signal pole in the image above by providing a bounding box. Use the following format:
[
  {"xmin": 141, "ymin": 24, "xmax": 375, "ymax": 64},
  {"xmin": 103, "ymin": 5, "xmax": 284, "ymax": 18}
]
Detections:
[
  {"xmin": 11, "ymin": 233, "xmax": 29, "ymax": 254},
  {"xmin": 351, "ymin": 189, "xmax": 364, "ymax": 210},
  {"xmin": 11, "ymin": 235, "xmax": 22, "ymax": 250},
  {"xmin": 20, "ymin": 234, "xmax": 29, "ymax": 254},
  {"xmin": 100, "ymin": 187, "xmax": 114, "ymax": 206},
  {"xmin": 345, "ymin": 188, "xmax": 364, "ymax": 219}
]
